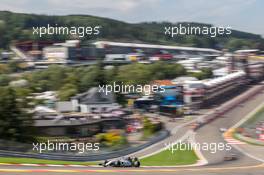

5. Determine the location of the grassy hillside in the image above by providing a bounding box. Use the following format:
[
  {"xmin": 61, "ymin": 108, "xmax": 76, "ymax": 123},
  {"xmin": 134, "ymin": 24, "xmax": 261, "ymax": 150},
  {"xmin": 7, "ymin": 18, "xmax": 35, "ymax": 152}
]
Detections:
[{"xmin": 0, "ymin": 11, "xmax": 263, "ymax": 50}]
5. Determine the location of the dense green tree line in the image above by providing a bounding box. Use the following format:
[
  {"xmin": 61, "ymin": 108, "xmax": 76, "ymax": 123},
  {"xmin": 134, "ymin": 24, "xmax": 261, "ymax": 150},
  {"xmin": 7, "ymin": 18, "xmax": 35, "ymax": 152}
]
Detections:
[
  {"xmin": 22, "ymin": 63, "xmax": 186, "ymax": 100},
  {"xmin": 21, "ymin": 62, "xmax": 213, "ymax": 101},
  {"xmin": 0, "ymin": 11, "xmax": 263, "ymax": 50}
]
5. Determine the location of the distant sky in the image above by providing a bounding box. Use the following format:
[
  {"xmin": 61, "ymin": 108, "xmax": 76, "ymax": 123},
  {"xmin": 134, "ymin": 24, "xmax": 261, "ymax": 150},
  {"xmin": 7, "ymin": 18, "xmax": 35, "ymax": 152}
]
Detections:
[{"xmin": 0, "ymin": 0, "xmax": 263, "ymax": 36}]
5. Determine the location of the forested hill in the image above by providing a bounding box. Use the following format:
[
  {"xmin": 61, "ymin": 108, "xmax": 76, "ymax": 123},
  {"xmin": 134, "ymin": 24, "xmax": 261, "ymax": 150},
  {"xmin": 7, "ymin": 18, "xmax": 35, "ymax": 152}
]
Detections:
[{"xmin": 0, "ymin": 11, "xmax": 263, "ymax": 50}]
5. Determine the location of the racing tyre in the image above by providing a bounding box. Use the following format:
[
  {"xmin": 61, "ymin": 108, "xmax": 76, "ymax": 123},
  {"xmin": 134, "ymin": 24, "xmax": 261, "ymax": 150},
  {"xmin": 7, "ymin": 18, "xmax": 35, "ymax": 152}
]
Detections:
[
  {"xmin": 114, "ymin": 160, "xmax": 121, "ymax": 167},
  {"xmin": 103, "ymin": 160, "xmax": 108, "ymax": 167},
  {"xmin": 133, "ymin": 160, "xmax": 140, "ymax": 167}
]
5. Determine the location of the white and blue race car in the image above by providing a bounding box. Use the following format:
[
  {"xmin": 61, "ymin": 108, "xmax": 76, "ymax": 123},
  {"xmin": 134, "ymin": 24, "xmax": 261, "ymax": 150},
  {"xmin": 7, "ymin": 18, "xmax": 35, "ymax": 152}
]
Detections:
[{"xmin": 99, "ymin": 157, "xmax": 140, "ymax": 167}]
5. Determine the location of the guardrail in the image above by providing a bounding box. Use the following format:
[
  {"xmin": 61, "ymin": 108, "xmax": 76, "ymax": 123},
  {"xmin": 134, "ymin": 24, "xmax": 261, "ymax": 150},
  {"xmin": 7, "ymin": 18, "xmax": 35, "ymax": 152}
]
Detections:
[{"xmin": 0, "ymin": 130, "xmax": 169, "ymax": 161}]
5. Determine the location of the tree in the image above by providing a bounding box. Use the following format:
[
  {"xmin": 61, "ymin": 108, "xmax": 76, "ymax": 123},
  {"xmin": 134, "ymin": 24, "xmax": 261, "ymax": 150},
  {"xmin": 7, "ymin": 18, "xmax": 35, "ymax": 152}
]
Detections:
[
  {"xmin": 0, "ymin": 87, "xmax": 34, "ymax": 142},
  {"xmin": 225, "ymin": 38, "xmax": 253, "ymax": 51},
  {"xmin": 115, "ymin": 62, "xmax": 186, "ymax": 84},
  {"xmin": 78, "ymin": 66, "xmax": 101, "ymax": 91},
  {"xmin": 116, "ymin": 63, "xmax": 152, "ymax": 85},
  {"xmin": 0, "ymin": 74, "xmax": 10, "ymax": 86},
  {"xmin": 8, "ymin": 60, "xmax": 20, "ymax": 73},
  {"xmin": 94, "ymin": 60, "xmax": 107, "ymax": 86},
  {"xmin": 149, "ymin": 62, "xmax": 186, "ymax": 79},
  {"xmin": 189, "ymin": 68, "xmax": 213, "ymax": 80},
  {"xmin": 0, "ymin": 64, "xmax": 11, "ymax": 74},
  {"xmin": 13, "ymin": 87, "xmax": 33, "ymax": 108},
  {"xmin": 0, "ymin": 20, "xmax": 8, "ymax": 48},
  {"xmin": 200, "ymin": 68, "xmax": 213, "ymax": 79},
  {"xmin": 47, "ymin": 65, "xmax": 67, "ymax": 90},
  {"xmin": 58, "ymin": 83, "xmax": 78, "ymax": 101}
]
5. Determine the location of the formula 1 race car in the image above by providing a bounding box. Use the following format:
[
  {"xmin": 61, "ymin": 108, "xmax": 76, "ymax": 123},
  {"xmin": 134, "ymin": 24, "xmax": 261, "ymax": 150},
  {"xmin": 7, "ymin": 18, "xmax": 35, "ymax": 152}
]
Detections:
[{"xmin": 99, "ymin": 157, "xmax": 140, "ymax": 167}]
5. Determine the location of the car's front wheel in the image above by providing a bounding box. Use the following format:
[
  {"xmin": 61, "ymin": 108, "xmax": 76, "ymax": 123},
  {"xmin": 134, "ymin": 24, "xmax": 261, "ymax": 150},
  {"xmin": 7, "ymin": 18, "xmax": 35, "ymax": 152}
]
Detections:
[{"xmin": 133, "ymin": 161, "xmax": 140, "ymax": 167}]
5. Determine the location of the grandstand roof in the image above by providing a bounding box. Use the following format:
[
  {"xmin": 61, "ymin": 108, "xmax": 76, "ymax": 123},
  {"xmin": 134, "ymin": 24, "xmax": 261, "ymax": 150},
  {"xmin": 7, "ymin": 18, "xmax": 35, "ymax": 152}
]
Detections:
[{"xmin": 94, "ymin": 41, "xmax": 221, "ymax": 53}]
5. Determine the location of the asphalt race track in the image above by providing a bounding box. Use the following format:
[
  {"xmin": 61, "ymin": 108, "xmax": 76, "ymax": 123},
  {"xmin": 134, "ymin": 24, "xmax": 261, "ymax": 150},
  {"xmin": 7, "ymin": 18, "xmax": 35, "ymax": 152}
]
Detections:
[{"xmin": 0, "ymin": 164, "xmax": 263, "ymax": 175}]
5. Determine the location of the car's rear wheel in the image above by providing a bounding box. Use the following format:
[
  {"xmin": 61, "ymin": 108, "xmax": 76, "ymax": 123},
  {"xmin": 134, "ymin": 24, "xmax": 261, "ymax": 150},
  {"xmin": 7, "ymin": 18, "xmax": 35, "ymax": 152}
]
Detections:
[
  {"xmin": 103, "ymin": 160, "xmax": 108, "ymax": 167},
  {"xmin": 114, "ymin": 160, "xmax": 121, "ymax": 167}
]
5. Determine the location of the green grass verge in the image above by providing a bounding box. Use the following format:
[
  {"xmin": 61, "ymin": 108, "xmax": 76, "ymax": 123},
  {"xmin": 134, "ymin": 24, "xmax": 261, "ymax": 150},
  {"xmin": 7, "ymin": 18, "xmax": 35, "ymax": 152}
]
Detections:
[
  {"xmin": 233, "ymin": 133, "xmax": 264, "ymax": 146},
  {"xmin": 241, "ymin": 106, "xmax": 264, "ymax": 127},
  {"xmin": 0, "ymin": 157, "xmax": 98, "ymax": 165},
  {"xmin": 233, "ymin": 105, "xmax": 264, "ymax": 146},
  {"xmin": 141, "ymin": 147, "xmax": 198, "ymax": 166}
]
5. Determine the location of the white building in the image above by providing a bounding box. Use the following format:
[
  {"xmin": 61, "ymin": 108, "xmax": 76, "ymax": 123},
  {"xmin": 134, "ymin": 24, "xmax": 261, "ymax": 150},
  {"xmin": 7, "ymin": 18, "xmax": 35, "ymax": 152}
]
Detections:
[
  {"xmin": 43, "ymin": 46, "xmax": 69, "ymax": 62},
  {"xmin": 183, "ymin": 80, "xmax": 205, "ymax": 105},
  {"xmin": 182, "ymin": 71, "xmax": 246, "ymax": 107},
  {"xmin": 70, "ymin": 87, "xmax": 121, "ymax": 113}
]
